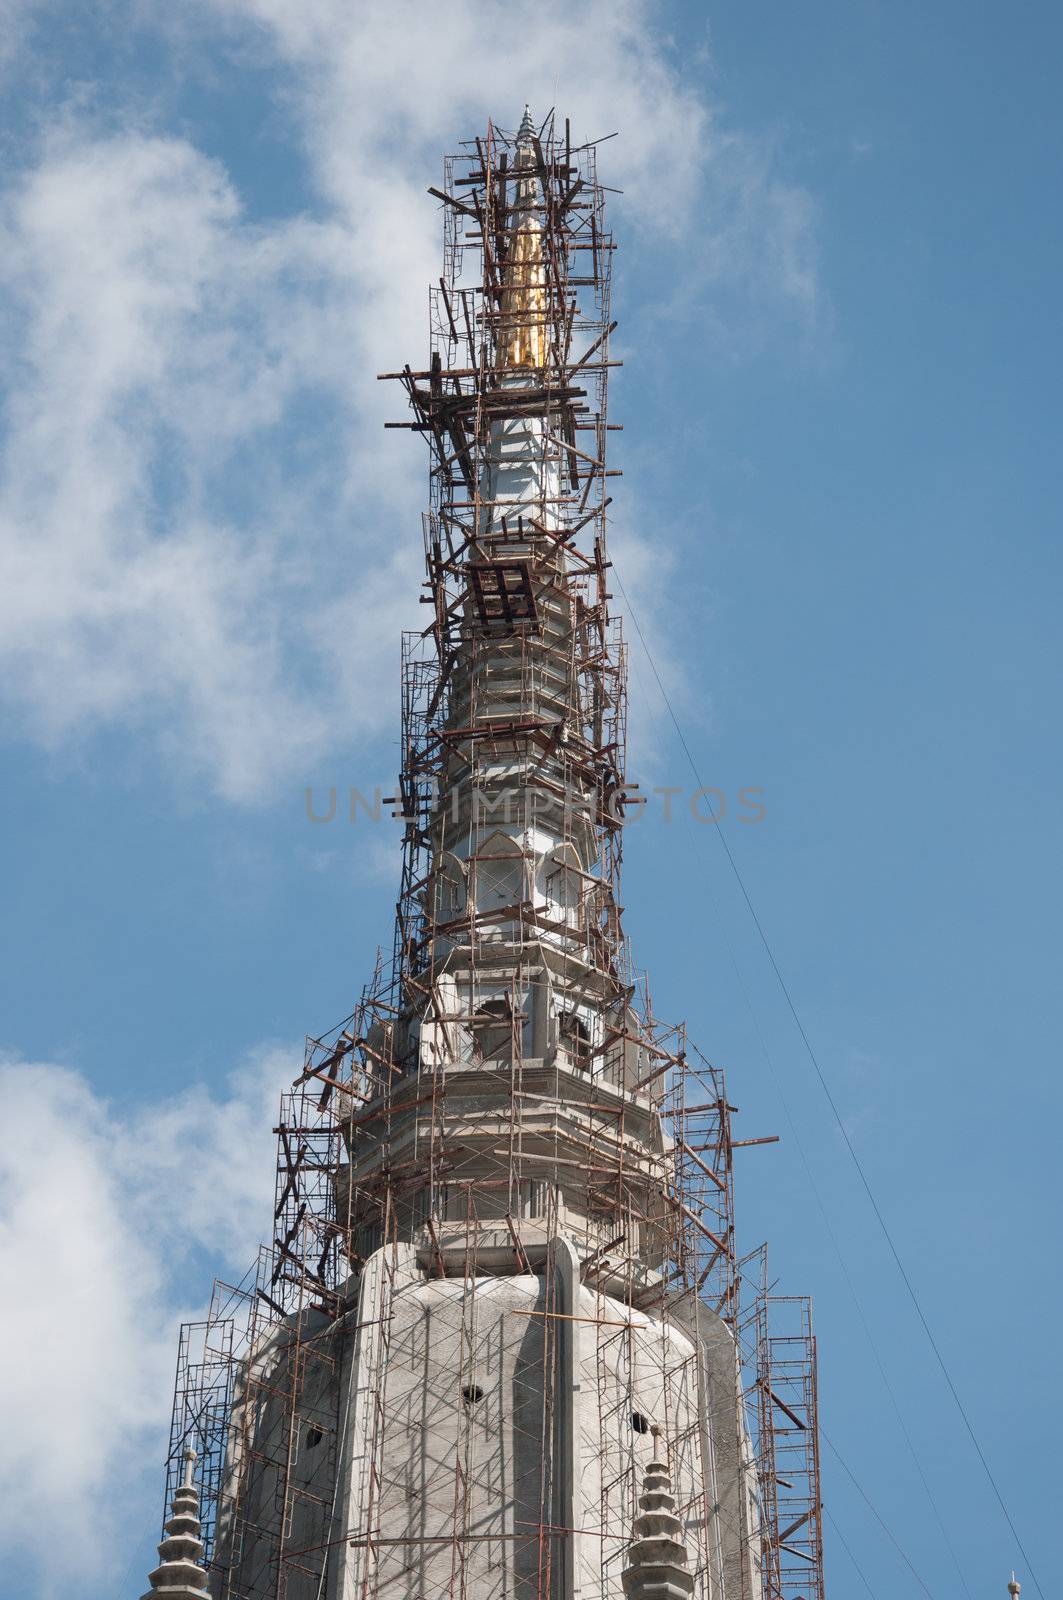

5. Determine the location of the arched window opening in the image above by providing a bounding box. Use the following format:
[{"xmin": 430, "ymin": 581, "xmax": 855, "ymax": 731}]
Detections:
[
  {"xmin": 434, "ymin": 851, "xmax": 467, "ymax": 925},
  {"xmin": 474, "ymin": 998, "xmax": 513, "ymax": 1062},
  {"xmin": 546, "ymin": 865, "xmax": 582, "ymax": 928},
  {"xmin": 559, "ymin": 1009, "xmax": 591, "ymax": 1070},
  {"xmin": 477, "ymin": 857, "xmax": 524, "ymax": 913}
]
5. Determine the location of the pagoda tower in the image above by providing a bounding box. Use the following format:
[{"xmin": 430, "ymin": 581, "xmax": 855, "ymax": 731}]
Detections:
[{"xmin": 153, "ymin": 109, "xmax": 825, "ymax": 1600}]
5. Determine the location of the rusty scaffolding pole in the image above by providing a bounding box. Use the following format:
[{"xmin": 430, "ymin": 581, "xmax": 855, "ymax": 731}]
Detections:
[{"xmin": 160, "ymin": 111, "xmax": 826, "ymax": 1600}]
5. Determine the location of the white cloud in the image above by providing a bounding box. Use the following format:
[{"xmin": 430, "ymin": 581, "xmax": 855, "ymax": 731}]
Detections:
[
  {"xmin": 0, "ymin": 3, "xmax": 821, "ymax": 801},
  {"xmin": 351, "ymin": 827, "xmax": 404, "ymax": 887},
  {"xmin": 609, "ymin": 518, "xmax": 692, "ymax": 775},
  {"xmin": 193, "ymin": 0, "xmax": 819, "ymax": 304},
  {"xmin": 195, "ymin": 0, "xmax": 710, "ymax": 223},
  {"xmin": 0, "ymin": 0, "xmax": 40, "ymax": 69},
  {"xmin": 0, "ymin": 127, "xmax": 424, "ymax": 801},
  {"xmin": 0, "ymin": 1045, "xmax": 295, "ymax": 1596}
]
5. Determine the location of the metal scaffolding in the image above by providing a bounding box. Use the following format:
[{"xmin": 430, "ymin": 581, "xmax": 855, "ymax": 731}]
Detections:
[{"xmin": 160, "ymin": 109, "xmax": 825, "ymax": 1600}]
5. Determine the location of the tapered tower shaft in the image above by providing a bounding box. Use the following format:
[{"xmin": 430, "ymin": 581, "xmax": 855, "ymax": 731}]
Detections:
[{"xmin": 154, "ymin": 109, "xmax": 826, "ymax": 1600}]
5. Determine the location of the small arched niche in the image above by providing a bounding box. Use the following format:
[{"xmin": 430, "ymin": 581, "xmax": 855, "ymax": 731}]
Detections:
[
  {"xmin": 433, "ymin": 850, "xmax": 468, "ymax": 925},
  {"xmin": 543, "ymin": 842, "xmax": 585, "ymax": 930},
  {"xmin": 473, "ymin": 996, "xmax": 517, "ymax": 1063},
  {"xmin": 558, "ymin": 1007, "xmax": 592, "ymax": 1071},
  {"xmin": 472, "ymin": 831, "xmax": 527, "ymax": 923}
]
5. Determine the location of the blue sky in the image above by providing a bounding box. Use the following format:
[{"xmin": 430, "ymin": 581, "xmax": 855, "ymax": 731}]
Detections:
[{"xmin": 0, "ymin": 2, "xmax": 1059, "ymax": 1595}]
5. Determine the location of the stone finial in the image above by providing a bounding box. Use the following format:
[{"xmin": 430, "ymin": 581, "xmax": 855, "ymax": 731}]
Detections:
[
  {"xmin": 517, "ymin": 104, "xmax": 537, "ymax": 145},
  {"xmin": 621, "ymin": 1427, "xmax": 695, "ymax": 1600},
  {"xmin": 1007, "ymin": 1575, "xmax": 1021, "ymax": 1600},
  {"xmin": 139, "ymin": 1444, "xmax": 212, "ymax": 1600}
]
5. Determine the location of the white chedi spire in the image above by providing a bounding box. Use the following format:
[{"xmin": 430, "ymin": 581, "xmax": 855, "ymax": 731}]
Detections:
[
  {"xmin": 622, "ymin": 1427, "xmax": 696, "ymax": 1600},
  {"xmin": 140, "ymin": 1444, "xmax": 211, "ymax": 1600},
  {"xmin": 516, "ymin": 103, "xmax": 537, "ymax": 145}
]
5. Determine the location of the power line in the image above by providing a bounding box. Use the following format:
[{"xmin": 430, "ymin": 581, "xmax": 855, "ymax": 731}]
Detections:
[
  {"xmin": 822, "ymin": 1428, "xmax": 935, "ymax": 1600},
  {"xmin": 621, "ymin": 641, "xmax": 962, "ymax": 1598},
  {"xmin": 613, "ymin": 565, "xmax": 1044, "ymax": 1599},
  {"xmin": 825, "ymin": 1505, "xmax": 881, "ymax": 1600},
  {"xmin": 624, "ymin": 644, "xmax": 972, "ymax": 1599},
  {"xmin": 685, "ymin": 812, "xmax": 971, "ymax": 1592}
]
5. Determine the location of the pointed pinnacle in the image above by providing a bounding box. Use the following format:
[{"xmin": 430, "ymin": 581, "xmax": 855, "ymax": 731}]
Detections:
[{"xmin": 517, "ymin": 104, "xmax": 536, "ymax": 145}]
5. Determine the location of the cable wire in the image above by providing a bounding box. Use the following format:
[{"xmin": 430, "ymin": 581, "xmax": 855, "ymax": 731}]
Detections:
[
  {"xmin": 822, "ymin": 1428, "xmax": 935, "ymax": 1600},
  {"xmin": 613, "ymin": 564, "xmax": 1044, "ymax": 1599},
  {"xmin": 624, "ymin": 642, "xmax": 970, "ymax": 1598},
  {"xmin": 622, "ymin": 642, "xmax": 957, "ymax": 1598},
  {"xmin": 825, "ymin": 1505, "xmax": 881, "ymax": 1600}
]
